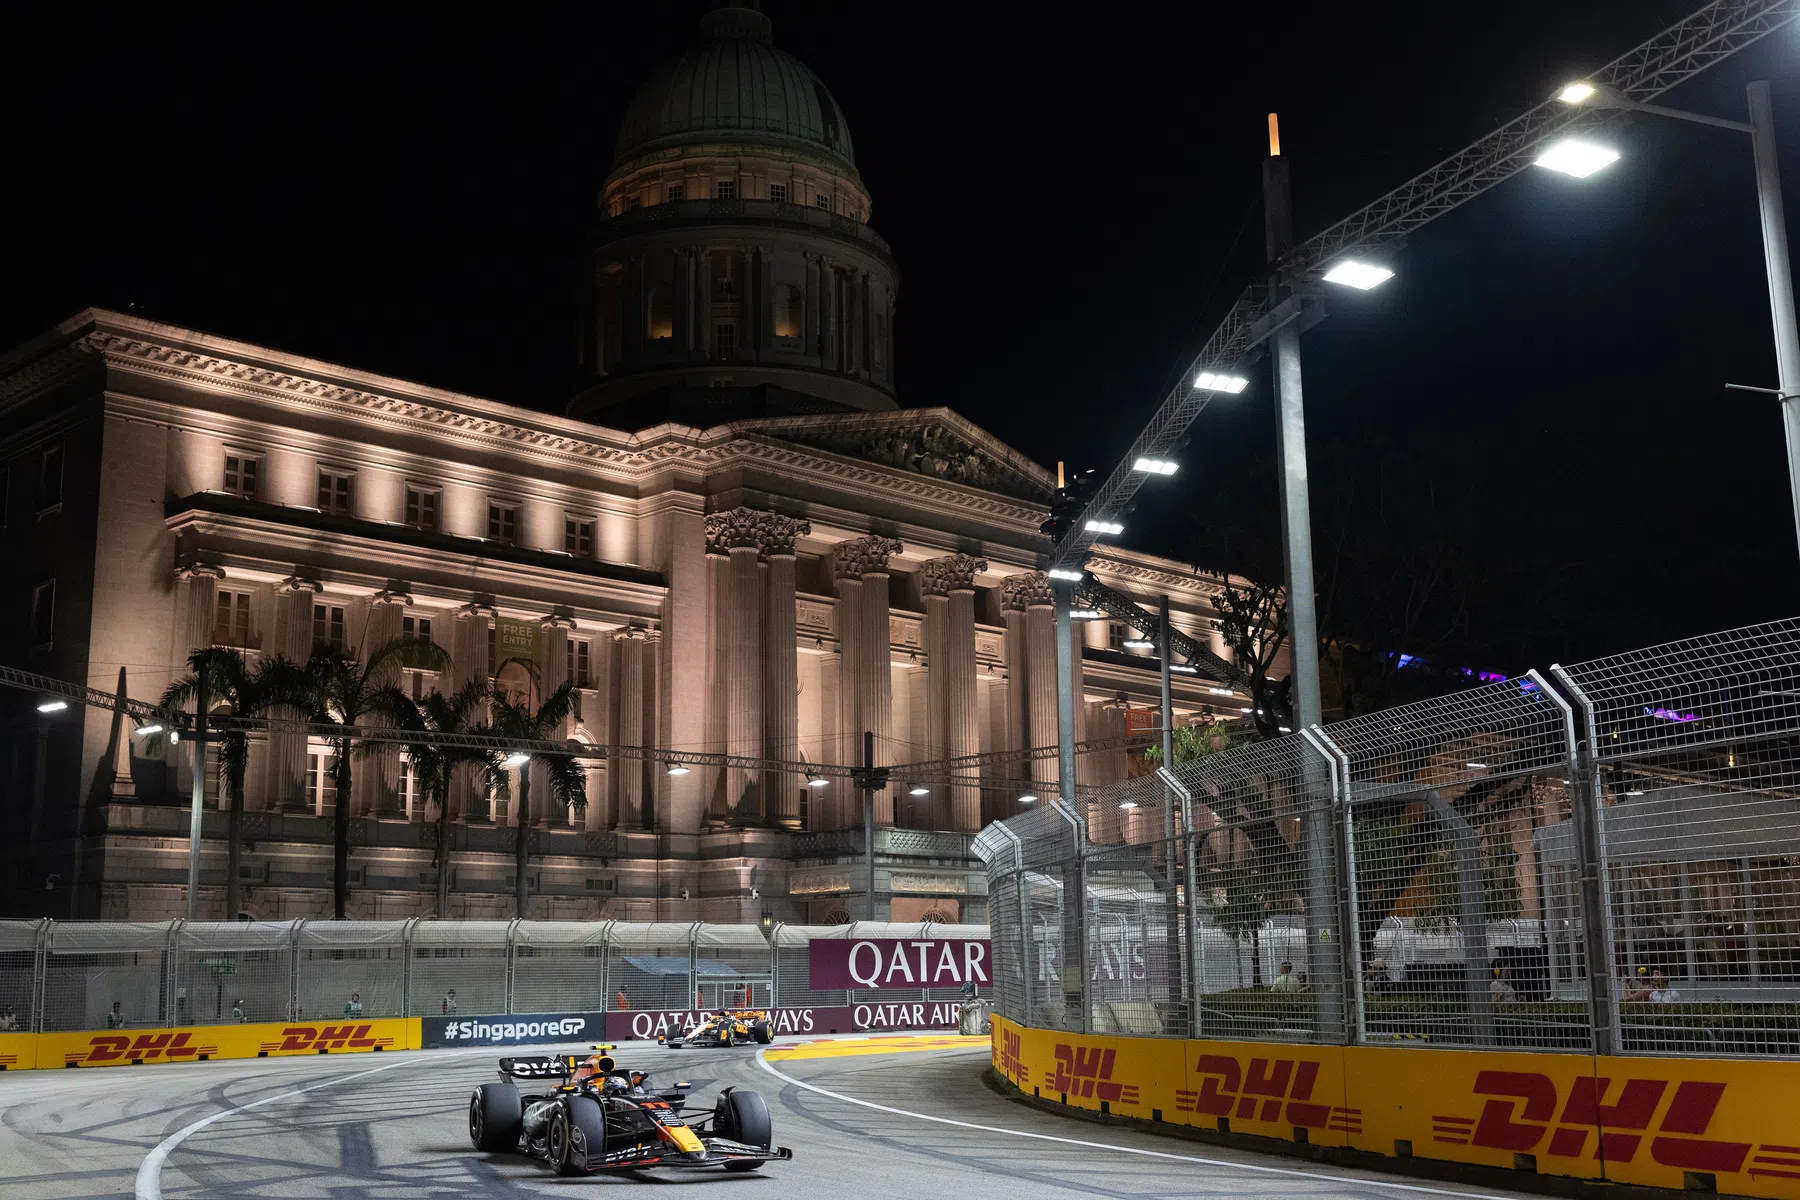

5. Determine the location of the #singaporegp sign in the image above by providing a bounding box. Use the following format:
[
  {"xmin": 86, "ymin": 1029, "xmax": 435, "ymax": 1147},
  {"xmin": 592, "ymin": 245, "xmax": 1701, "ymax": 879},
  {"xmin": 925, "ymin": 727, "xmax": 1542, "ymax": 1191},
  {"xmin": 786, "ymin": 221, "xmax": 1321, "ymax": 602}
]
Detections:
[{"xmin": 807, "ymin": 936, "xmax": 991, "ymax": 991}]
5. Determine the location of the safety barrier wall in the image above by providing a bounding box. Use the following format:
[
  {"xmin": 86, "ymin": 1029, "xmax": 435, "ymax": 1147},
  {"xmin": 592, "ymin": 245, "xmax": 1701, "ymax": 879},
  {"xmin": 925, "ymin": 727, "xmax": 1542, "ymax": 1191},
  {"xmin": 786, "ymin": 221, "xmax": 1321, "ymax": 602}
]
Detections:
[
  {"xmin": 992, "ymin": 1015, "xmax": 1800, "ymax": 1199},
  {"xmin": 0, "ymin": 918, "xmax": 987, "ymax": 1034},
  {"xmin": 975, "ymin": 618, "xmax": 1800, "ymax": 1060}
]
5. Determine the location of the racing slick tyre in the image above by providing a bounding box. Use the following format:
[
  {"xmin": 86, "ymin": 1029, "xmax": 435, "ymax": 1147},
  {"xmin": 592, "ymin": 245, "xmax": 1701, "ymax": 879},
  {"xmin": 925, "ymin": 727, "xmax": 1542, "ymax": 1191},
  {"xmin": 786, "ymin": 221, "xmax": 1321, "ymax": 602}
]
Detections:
[
  {"xmin": 752, "ymin": 1019, "xmax": 774, "ymax": 1044},
  {"xmin": 469, "ymin": 1082, "xmax": 523, "ymax": 1152},
  {"xmin": 550, "ymin": 1096, "xmax": 606, "ymax": 1175},
  {"xmin": 719, "ymin": 1088, "xmax": 773, "ymax": 1170}
]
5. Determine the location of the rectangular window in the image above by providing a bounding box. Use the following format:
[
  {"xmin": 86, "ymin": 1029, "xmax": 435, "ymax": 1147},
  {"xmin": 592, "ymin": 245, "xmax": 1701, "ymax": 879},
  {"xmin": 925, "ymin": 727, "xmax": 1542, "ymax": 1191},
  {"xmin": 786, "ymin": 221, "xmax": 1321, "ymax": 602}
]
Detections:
[
  {"xmin": 565, "ymin": 517, "xmax": 595, "ymax": 557},
  {"xmin": 715, "ymin": 323, "xmax": 736, "ymax": 360},
  {"xmin": 222, "ymin": 452, "xmax": 260, "ymax": 499},
  {"xmin": 316, "ymin": 469, "xmax": 353, "ymax": 515},
  {"xmin": 213, "ymin": 589, "xmax": 254, "ymax": 648},
  {"xmin": 30, "ymin": 579, "xmax": 55, "ymax": 646},
  {"xmin": 625, "ymin": 194, "xmax": 641, "ymax": 211},
  {"xmin": 398, "ymin": 757, "xmax": 415, "ymax": 820},
  {"xmin": 567, "ymin": 639, "xmax": 591, "ymax": 689},
  {"xmin": 38, "ymin": 445, "xmax": 64, "ymax": 510},
  {"xmin": 402, "ymin": 614, "xmax": 433, "ymax": 642},
  {"xmin": 405, "ymin": 485, "xmax": 439, "ymax": 531},
  {"xmin": 487, "ymin": 502, "xmax": 519, "ymax": 545},
  {"xmin": 769, "ymin": 182, "xmax": 787, "ymax": 203},
  {"xmin": 714, "ymin": 179, "xmax": 736, "ymax": 200},
  {"xmin": 487, "ymin": 625, "xmax": 497, "ymax": 677},
  {"xmin": 306, "ymin": 748, "xmax": 338, "ymax": 816},
  {"xmin": 815, "ymin": 192, "xmax": 830, "ymax": 210},
  {"xmin": 667, "ymin": 183, "xmax": 684, "ymax": 202},
  {"xmin": 313, "ymin": 603, "xmax": 345, "ymax": 652}
]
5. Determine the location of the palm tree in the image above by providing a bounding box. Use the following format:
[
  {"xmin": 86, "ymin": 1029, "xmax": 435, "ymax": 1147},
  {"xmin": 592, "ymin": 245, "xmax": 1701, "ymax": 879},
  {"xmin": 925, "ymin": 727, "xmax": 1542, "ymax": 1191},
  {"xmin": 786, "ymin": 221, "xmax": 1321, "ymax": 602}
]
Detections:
[
  {"xmin": 369, "ymin": 680, "xmax": 503, "ymax": 917},
  {"xmin": 159, "ymin": 648, "xmax": 308, "ymax": 918},
  {"xmin": 485, "ymin": 675, "xmax": 585, "ymax": 918},
  {"xmin": 301, "ymin": 637, "xmax": 450, "ymax": 918}
]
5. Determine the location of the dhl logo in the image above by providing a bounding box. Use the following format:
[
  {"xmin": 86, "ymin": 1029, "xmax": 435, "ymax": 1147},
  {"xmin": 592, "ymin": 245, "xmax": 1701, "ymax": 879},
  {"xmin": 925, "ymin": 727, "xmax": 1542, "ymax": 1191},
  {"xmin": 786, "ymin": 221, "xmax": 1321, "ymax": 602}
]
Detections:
[
  {"xmin": 1176, "ymin": 1054, "xmax": 1362, "ymax": 1134},
  {"xmin": 998, "ymin": 1028, "xmax": 1027, "ymax": 1085},
  {"xmin": 1042, "ymin": 1044, "xmax": 1141, "ymax": 1106},
  {"xmin": 259, "ymin": 1024, "xmax": 393, "ymax": 1054},
  {"xmin": 1434, "ymin": 1070, "xmax": 1795, "ymax": 1180},
  {"xmin": 65, "ymin": 1032, "xmax": 217, "ymax": 1065}
]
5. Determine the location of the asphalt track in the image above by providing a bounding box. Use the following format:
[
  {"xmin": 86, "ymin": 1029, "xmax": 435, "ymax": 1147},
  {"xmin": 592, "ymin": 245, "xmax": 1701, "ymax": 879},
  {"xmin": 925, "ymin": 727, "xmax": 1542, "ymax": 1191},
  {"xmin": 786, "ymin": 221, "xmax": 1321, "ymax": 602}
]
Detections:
[{"xmin": 0, "ymin": 1034, "xmax": 1544, "ymax": 1199}]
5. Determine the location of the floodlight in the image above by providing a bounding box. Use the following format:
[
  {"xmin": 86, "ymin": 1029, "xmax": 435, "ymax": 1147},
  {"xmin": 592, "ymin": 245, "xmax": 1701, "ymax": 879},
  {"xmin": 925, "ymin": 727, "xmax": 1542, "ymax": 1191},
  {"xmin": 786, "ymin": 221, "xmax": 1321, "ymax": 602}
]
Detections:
[
  {"xmin": 1558, "ymin": 82, "xmax": 1596, "ymax": 104},
  {"xmin": 1533, "ymin": 138, "xmax": 1619, "ymax": 178},
  {"xmin": 1239, "ymin": 706, "xmax": 1254, "ymax": 714},
  {"xmin": 666, "ymin": 763, "xmax": 691, "ymax": 776},
  {"xmin": 1122, "ymin": 638, "xmax": 1155, "ymax": 650},
  {"xmin": 1466, "ymin": 762, "xmax": 1489, "ymax": 769},
  {"xmin": 1047, "ymin": 568, "xmax": 1084, "ymax": 582},
  {"xmin": 505, "ymin": 752, "xmax": 530, "ymax": 766},
  {"xmin": 1132, "ymin": 457, "xmax": 1179, "ymax": 475},
  {"xmin": 1119, "ymin": 800, "xmax": 1138, "ymax": 810},
  {"xmin": 135, "ymin": 723, "xmax": 164, "ymax": 736},
  {"xmin": 1208, "ymin": 687, "xmax": 1233, "ymax": 696},
  {"xmin": 37, "ymin": 699, "xmax": 69, "ymax": 713},
  {"xmin": 808, "ymin": 775, "xmax": 830, "ymax": 788},
  {"xmin": 169, "ymin": 731, "xmax": 181, "ymax": 744},
  {"xmin": 1193, "ymin": 371, "xmax": 1249, "ymax": 394},
  {"xmin": 1084, "ymin": 519, "xmax": 1123, "ymax": 535},
  {"xmin": 1169, "ymin": 664, "xmax": 1198, "ymax": 675},
  {"xmin": 1070, "ymin": 609, "xmax": 1105, "ymax": 620},
  {"xmin": 1322, "ymin": 261, "xmax": 1394, "ymax": 290},
  {"xmin": 908, "ymin": 784, "xmax": 930, "ymax": 796},
  {"xmin": 1018, "ymin": 793, "xmax": 1038, "ymax": 804}
]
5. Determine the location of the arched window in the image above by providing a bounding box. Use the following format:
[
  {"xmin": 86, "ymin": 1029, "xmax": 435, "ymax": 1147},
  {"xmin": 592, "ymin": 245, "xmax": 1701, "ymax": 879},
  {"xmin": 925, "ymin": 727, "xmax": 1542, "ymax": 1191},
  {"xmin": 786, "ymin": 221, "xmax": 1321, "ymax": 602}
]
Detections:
[
  {"xmin": 774, "ymin": 284, "xmax": 802, "ymax": 339},
  {"xmin": 645, "ymin": 287, "xmax": 672, "ymax": 340}
]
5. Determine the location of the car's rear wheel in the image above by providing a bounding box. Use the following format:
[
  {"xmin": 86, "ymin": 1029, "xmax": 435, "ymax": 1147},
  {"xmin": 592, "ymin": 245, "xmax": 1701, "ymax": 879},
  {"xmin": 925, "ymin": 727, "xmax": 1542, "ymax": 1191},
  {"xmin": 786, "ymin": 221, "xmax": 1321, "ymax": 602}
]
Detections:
[
  {"xmin": 752, "ymin": 1019, "xmax": 774, "ymax": 1044},
  {"xmin": 718, "ymin": 1087, "xmax": 772, "ymax": 1170},
  {"xmin": 469, "ymin": 1082, "xmax": 522, "ymax": 1152}
]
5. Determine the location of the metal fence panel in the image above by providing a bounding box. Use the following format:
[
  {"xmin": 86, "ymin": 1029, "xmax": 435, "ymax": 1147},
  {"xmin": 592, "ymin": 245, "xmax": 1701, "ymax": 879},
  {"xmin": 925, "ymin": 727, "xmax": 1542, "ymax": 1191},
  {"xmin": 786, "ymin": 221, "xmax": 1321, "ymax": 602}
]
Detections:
[
  {"xmin": 296, "ymin": 921, "xmax": 407, "ymax": 1021},
  {"xmin": 409, "ymin": 920, "xmax": 511, "ymax": 1017},
  {"xmin": 173, "ymin": 921, "xmax": 300, "ymax": 1027},
  {"xmin": 0, "ymin": 920, "xmax": 45, "ymax": 1032},
  {"xmin": 511, "ymin": 921, "xmax": 611, "ymax": 1014},
  {"xmin": 605, "ymin": 922, "xmax": 699, "ymax": 1011},
  {"xmin": 42, "ymin": 921, "xmax": 173, "ymax": 1032}
]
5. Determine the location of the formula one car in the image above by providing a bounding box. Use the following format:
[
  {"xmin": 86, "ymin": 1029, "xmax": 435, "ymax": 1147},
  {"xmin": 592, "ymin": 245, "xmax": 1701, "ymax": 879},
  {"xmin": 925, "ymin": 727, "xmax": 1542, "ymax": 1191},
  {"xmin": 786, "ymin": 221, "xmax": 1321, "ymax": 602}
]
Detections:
[
  {"xmin": 657, "ymin": 1008, "xmax": 775, "ymax": 1049},
  {"xmin": 468, "ymin": 1049, "xmax": 792, "ymax": 1174}
]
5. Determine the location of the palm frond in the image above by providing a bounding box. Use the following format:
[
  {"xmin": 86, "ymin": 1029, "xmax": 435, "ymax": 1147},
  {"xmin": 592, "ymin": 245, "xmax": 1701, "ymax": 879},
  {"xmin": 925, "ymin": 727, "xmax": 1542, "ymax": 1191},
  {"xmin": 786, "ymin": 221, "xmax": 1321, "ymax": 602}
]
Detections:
[
  {"xmin": 366, "ymin": 635, "xmax": 452, "ymax": 680},
  {"xmin": 542, "ymin": 754, "xmax": 588, "ymax": 813}
]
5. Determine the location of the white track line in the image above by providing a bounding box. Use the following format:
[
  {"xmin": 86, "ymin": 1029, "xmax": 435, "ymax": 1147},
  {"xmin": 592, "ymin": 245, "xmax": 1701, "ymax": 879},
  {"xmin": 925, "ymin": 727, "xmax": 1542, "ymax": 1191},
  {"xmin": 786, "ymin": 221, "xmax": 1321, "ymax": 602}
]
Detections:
[
  {"xmin": 756, "ymin": 1048, "xmax": 1527, "ymax": 1200},
  {"xmin": 135, "ymin": 1056, "xmax": 419, "ymax": 1200}
]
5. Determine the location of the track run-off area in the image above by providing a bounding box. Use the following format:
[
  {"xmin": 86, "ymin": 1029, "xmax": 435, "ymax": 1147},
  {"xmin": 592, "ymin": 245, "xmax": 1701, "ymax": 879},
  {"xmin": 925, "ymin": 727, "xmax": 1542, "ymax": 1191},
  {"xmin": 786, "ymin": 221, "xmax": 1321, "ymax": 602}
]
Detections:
[{"xmin": 0, "ymin": 1034, "xmax": 1546, "ymax": 1199}]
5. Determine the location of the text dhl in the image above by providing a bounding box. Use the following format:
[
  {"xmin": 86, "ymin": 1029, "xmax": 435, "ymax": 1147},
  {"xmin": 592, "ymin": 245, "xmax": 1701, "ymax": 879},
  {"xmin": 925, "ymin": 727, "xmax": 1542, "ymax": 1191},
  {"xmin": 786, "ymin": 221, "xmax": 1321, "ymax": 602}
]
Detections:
[
  {"xmin": 1179, "ymin": 1055, "xmax": 1363, "ymax": 1134},
  {"xmin": 260, "ymin": 1024, "xmax": 394, "ymax": 1053},
  {"xmin": 67, "ymin": 1031, "xmax": 218, "ymax": 1065},
  {"xmin": 1436, "ymin": 1070, "xmax": 1791, "ymax": 1178}
]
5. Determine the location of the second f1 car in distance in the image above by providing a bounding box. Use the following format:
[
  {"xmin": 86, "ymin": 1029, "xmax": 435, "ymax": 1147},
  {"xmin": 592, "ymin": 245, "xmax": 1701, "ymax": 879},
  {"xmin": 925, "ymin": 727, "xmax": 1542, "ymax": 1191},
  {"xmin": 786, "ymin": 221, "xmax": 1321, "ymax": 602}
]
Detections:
[
  {"xmin": 657, "ymin": 1008, "xmax": 775, "ymax": 1049},
  {"xmin": 468, "ymin": 1050, "xmax": 792, "ymax": 1174}
]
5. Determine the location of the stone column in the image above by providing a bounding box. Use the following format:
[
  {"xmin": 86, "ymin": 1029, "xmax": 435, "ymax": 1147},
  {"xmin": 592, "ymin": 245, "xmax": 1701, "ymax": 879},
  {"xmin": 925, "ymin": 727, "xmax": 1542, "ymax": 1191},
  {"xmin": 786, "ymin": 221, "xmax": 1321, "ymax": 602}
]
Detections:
[
  {"xmin": 177, "ymin": 562, "xmax": 223, "ymax": 660},
  {"xmin": 835, "ymin": 535, "xmax": 902, "ymax": 825},
  {"xmin": 643, "ymin": 627, "xmax": 663, "ymax": 831},
  {"xmin": 449, "ymin": 602, "xmax": 494, "ymax": 821},
  {"xmin": 267, "ymin": 576, "xmax": 320, "ymax": 812},
  {"xmin": 614, "ymin": 625, "xmax": 646, "ymax": 831},
  {"xmin": 831, "ymin": 569, "xmax": 862, "ymax": 831},
  {"xmin": 707, "ymin": 509, "xmax": 767, "ymax": 822},
  {"xmin": 816, "ymin": 651, "xmax": 840, "ymax": 830},
  {"xmin": 703, "ymin": 548, "xmax": 730, "ymax": 821},
  {"xmin": 537, "ymin": 615, "xmax": 573, "ymax": 826},
  {"xmin": 760, "ymin": 513, "xmax": 811, "ymax": 828},
  {"xmin": 361, "ymin": 591, "xmax": 408, "ymax": 817},
  {"xmin": 999, "ymin": 601, "xmax": 1027, "ymax": 797},
  {"xmin": 1003, "ymin": 572, "xmax": 1058, "ymax": 793},
  {"xmin": 923, "ymin": 554, "xmax": 987, "ymax": 832}
]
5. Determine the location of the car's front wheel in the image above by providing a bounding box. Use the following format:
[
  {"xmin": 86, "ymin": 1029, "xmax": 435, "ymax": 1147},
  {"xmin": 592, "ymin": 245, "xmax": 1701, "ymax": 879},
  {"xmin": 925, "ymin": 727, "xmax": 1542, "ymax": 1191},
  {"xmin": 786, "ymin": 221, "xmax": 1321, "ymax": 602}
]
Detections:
[
  {"xmin": 718, "ymin": 1087, "xmax": 772, "ymax": 1170},
  {"xmin": 469, "ymin": 1082, "xmax": 522, "ymax": 1152},
  {"xmin": 752, "ymin": 1019, "xmax": 774, "ymax": 1044},
  {"xmin": 554, "ymin": 1096, "xmax": 606, "ymax": 1174}
]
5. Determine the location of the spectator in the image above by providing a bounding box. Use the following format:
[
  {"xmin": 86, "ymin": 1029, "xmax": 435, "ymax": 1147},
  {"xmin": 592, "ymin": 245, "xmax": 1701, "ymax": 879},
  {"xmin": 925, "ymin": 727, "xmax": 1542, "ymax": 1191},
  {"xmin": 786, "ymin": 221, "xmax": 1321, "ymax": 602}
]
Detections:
[
  {"xmin": 1364, "ymin": 957, "xmax": 1389, "ymax": 995},
  {"xmin": 0, "ymin": 1005, "xmax": 18, "ymax": 1031},
  {"xmin": 1270, "ymin": 961, "xmax": 1302, "ymax": 994},
  {"xmin": 344, "ymin": 991, "xmax": 364, "ymax": 1018},
  {"xmin": 1646, "ymin": 970, "xmax": 1682, "ymax": 1004},
  {"xmin": 105, "ymin": 1001, "xmax": 126, "ymax": 1029},
  {"xmin": 1489, "ymin": 962, "xmax": 1517, "ymax": 1004},
  {"xmin": 442, "ymin": 989, "xmax": 458, "ymax": 1016},
  {"xmin": 616, "ymin": 990, "xmax": 628, "ymax": 1011},
  {"xmin": 1625, "ymin": 965, "xmax": 1652, "ymax": 1002},
  {"xmin": 231, "ymin": 998, "xmax": 246, "ymax": 1023}
]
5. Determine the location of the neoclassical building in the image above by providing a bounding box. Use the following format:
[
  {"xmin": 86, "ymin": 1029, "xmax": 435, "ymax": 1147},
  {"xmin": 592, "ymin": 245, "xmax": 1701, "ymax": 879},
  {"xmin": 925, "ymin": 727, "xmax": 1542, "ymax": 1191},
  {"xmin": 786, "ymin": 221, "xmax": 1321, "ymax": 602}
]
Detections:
[{"xmin": 0, "ymin": 5, "xmax": 1262, "ymax": 922}]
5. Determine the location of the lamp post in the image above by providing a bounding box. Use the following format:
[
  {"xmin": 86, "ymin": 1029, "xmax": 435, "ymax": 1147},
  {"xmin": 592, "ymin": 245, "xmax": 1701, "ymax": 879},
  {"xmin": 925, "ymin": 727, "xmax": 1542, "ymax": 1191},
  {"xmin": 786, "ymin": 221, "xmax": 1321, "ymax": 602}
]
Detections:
[{"xmin": 1551, "ymin": 79, "xmax": 1800, "ymax": 554}]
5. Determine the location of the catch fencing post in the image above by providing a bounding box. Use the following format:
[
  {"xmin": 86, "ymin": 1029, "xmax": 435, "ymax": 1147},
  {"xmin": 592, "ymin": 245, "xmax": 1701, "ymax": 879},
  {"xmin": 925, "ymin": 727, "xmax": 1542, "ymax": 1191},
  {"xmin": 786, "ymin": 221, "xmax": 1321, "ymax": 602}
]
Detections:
[
  {"xmin": 1424, "ymin": 791, "xmax": 1494, "ymax": 1046},
  {"xmin": 31, "ymin": 918, "xmax": 50, "ymax": 1033},
  {"xmin": 1305, "ymin": 728, "xmax": 1363, "ymax": 1045},
  {"xmin": 1051, "ymin": 799, "xmax": 1090, "ymax": 1033},
  {"xmin": 1157, "ymin": 766, "xmax": 1204, "ymax": 1038},
  {"xmin": 1545, "ymin": 665, "xmax": 1619, "ymax": 1057},
  {"xmin": 401, "ymin": 917, "xmax": 420, "ymax": 1017},
  {"xmin": 504, "ymin": 918, "xmax": 521, "ymax": 1014},
  {"xmin": 162, "ymin": 918, "xmax": 183, "ymax": 1027},
  {"xmin": 289, "ymin": 919, "xmax": 306, "ymax": 1021}
]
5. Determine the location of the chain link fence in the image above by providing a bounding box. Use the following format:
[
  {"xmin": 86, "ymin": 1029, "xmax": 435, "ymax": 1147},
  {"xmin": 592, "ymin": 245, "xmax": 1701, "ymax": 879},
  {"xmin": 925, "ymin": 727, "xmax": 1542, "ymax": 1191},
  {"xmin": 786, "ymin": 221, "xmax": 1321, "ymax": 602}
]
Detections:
[
  {"xmin": 5, "ymin": 918, "xmax": 987, "ymax": 1032},
  {"xmin": 976, "ymin": 617, "xmax": 1800, "ymax": 1059}
]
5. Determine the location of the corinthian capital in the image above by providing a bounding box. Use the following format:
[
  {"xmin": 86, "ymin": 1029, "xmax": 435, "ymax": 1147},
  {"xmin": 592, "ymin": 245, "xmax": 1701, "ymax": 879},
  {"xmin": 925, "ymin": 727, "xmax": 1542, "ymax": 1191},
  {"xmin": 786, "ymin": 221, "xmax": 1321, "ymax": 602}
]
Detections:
[
  {"xmin": 920, "ymin": 553, "xmax": 988, "ymax": 596},
  {"xmin": 832, "ymin": 535, "xmax": 904, "ymax": 580},
  {"xmin": 758, "ymin": 512, "xmax": 812, "ymax": 557},
  {"xmin": 704, "ymin": 507, "xmax": 813, "ymax": 558},
  {"xmin": 1000, "ymin": 570, "xmax": 1054, "ymax": 610}
]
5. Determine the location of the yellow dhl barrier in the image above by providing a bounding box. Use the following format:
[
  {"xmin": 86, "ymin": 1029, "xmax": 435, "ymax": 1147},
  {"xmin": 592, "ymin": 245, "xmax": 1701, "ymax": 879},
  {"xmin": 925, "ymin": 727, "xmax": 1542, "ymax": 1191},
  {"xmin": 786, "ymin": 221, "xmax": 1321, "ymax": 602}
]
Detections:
[
  {"xmin": 992, "ymin": 1016, "xmax": 1800, "ymax": 1200},
  {"xmin": 25, "ymin": 1018, "xmax": 421, "ymax": 1069},
  {"xmin": 0, "ymin": 1032, "xmax": 38, "ymax": 1071}
]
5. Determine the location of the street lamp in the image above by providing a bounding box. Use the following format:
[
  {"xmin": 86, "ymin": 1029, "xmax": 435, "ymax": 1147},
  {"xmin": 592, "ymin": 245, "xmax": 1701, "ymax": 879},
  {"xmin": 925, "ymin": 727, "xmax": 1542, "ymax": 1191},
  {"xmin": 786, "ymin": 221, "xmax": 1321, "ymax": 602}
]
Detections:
[
  {"xmin": 36, "ymin": 699, "xmax": 68, "ymax": 714},
  {"xmin": 807, "ymin": 774, "xmax": 830, "ymax": 788},
  {"xmin": 1083, "ymin": 519, "xmax": 1123, "ymax": 535},
  {"xmin": 907, "ymin": 784, "xmax": 930, "ymax": 796},
  {"xmin": 1322, "ymin": 260, "xmax": 1395, "ymax": 290},
  {"xmin": 505, "ymin": 752, "xmax": 530, "ymax": 767},
  {"xmin": 665, "ymin": 762, "xmax": 691, "ymax": 776},
  {"xmin": 1533, "ymin": 138, "xmax": 1620, "ymax": 178},
  {"xmin": 135, "ymin": 723, "xmax": 163, "ymax": 736},
  {"xmin": 1131, "ymin": 457, "xmax": 1180, "ymax": 475},
  {"xmin": 1557, "ymin": 77, "xmax": 1799, "ymax": 552},
  {"xmin": 1192, "ymin": 371, "xmax": 1250, "ymax": 393}
]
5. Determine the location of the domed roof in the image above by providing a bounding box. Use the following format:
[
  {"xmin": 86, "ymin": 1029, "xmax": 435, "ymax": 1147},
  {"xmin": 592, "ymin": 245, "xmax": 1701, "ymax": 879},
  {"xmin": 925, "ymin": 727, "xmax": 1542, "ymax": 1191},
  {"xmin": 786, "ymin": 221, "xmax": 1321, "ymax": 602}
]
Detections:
[{"xmin": 613, "ymin": 5, "xmax": 856, "ymax": 173}]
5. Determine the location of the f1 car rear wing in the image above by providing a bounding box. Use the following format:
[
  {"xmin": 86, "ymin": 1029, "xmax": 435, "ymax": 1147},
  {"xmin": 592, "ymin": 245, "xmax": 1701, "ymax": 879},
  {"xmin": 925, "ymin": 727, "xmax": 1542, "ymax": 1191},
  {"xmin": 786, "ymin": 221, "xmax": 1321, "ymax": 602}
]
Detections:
[{"xmin": 498, "ymin": 1055, "xmax": 571, "ymax": 1080}]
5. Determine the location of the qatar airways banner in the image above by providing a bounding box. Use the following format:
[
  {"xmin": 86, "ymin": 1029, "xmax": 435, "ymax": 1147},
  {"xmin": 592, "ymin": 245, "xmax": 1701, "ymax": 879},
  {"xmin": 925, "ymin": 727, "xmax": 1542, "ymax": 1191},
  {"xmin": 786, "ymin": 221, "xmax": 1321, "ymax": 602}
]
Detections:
[
  {"xmin": 604, "ymin": 1002, "xmax": 965, "ymax": 1042},
  {"xmin": 808, "ymin": 937, "xmax": 990, "ymax": 990}
]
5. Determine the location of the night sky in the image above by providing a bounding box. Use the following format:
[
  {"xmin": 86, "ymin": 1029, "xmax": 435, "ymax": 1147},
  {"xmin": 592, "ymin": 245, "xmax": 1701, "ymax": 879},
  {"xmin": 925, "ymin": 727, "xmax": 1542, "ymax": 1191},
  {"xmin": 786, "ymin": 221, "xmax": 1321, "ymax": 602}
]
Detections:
[{"xmin": 6, "ymin": 3, "xmax": 1796, "ymax": 672}]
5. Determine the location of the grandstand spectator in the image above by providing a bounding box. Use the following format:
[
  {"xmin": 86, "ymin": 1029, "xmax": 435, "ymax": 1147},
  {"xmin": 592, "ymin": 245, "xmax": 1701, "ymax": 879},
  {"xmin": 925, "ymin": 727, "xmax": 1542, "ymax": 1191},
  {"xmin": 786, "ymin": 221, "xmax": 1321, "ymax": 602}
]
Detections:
[
  {"xmin": 344, "ymin": 991, "xmax": 364, "ymax": 1018},
  {"xmin": 105, "ymin": 1001, "xmax": 125, "ymax": 1029},
  {"xmin": 442, "ymin": 989, "xmax": 457, "ymax": 1016},
  {"xmin": 1364, "ymin": 958, "xmax": 1390, "ymax": 995},
  {"xmin": 231, "ymin": 998, "xmax": 246, "ymax": 1022},
  {"xmin": 1489, "ymin": 963, "xmax": 1517, "ymax": 1004},
  {"xmin": 0, "ymin": 1005, "xmax": 18, "ymax": 1031},
  {"xmin": 616, "ymin": 989, "xmax": 628, "ymax": 1011},
  {"xmin": 1645, "ymin": 970, "xmax": 1681, "ymax": 1003},
  {"xmin": 1270, "ymin": 962, "xmax": 1302, "ymax": 993},
  {"xmin": 1624, "ymin": 965, "xmax": 1652, "ymax": 1001}
]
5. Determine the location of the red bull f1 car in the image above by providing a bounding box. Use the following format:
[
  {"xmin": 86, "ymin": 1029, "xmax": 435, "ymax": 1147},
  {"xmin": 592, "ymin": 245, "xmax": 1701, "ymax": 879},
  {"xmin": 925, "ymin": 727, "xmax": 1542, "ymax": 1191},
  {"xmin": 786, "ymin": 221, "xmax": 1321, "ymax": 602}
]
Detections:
[
  {"xmin": 468, "ymin": 1049, "xmax": 791, "ymax": 1174},
  {"xmin": 657, "ymin": 1008, "xmax": 775, "ymax": 1049}
]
